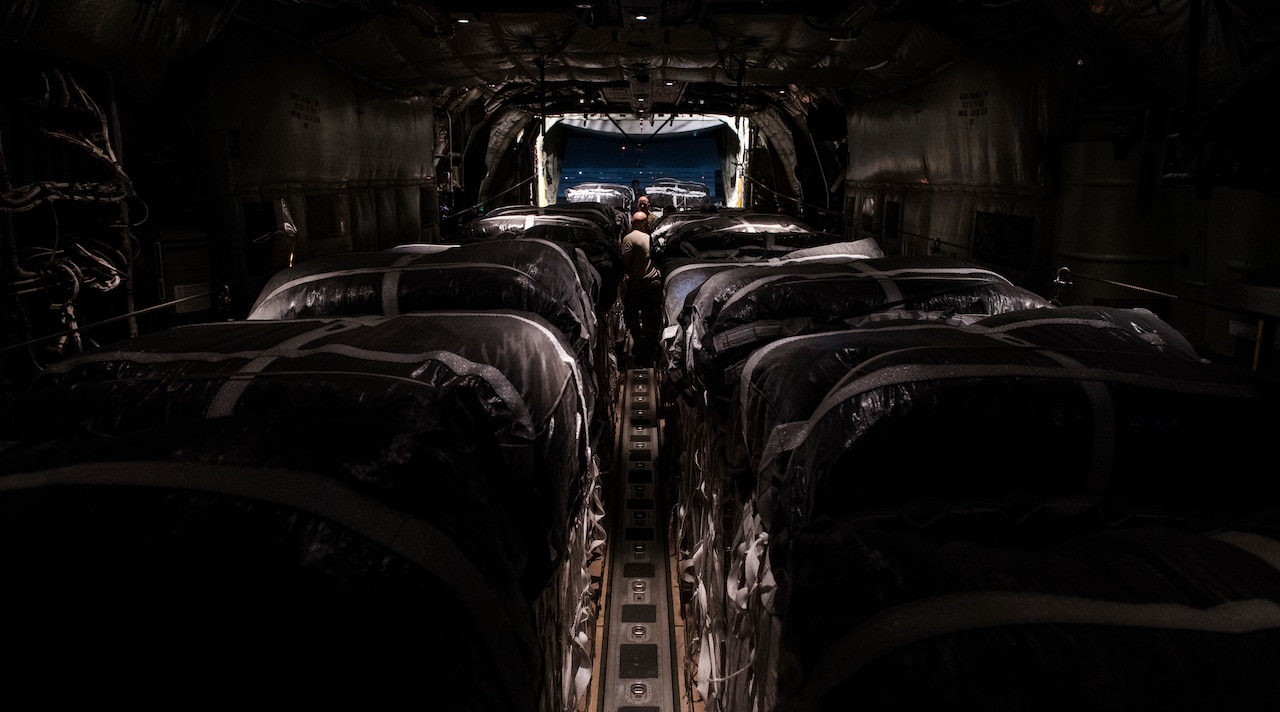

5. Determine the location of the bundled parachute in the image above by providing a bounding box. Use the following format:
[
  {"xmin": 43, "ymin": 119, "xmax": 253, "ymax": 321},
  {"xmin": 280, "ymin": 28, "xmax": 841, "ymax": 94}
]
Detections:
[{"xmin": 0, "ymin": 310, "xmax": 603, "ymax": 712}]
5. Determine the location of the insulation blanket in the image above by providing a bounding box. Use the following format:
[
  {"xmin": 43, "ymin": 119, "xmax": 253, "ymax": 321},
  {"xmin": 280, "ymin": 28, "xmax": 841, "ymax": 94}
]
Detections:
[
  {"xmin": 772, "ymin": 500, "xmax": 1280, "ymax": 711},
  {"xmin": 0, "ymin": 312, "xmax": 592, "ymax": 591},
  {"xmin": 742, "ymin": 308, "xmax": 1280, "ymax": 548}
]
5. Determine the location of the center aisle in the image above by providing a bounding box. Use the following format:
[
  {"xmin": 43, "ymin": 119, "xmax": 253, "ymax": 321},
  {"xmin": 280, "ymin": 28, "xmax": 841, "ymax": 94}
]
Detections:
[{"xmin": 592, "ymin": 367, "xmax": 686, "ymax": 712}]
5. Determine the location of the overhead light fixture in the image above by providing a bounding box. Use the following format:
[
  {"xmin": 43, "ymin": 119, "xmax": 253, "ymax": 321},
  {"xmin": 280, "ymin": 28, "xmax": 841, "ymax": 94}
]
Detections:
[{"xmin": 634, "ymin": 14, "xmax": 648, "ymax": 21}]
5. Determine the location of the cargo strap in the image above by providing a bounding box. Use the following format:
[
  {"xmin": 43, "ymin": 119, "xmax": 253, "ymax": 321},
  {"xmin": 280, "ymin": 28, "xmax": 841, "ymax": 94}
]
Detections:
[
  {"xmin": 206, "ymin": 319, "xmax": 365, "ymax": 417},
  {"xmin": 0, "ymin": 459, "xmax": 536, "ymax": 709},
  {"xmin": 255, "ymin": 260, "xmax": 523, "ymax": 312},
  {"xmin": 800, "ymin": 590, "xmax": 1280, "ymax": 709},
  {"xmin": 755, "ymin": 359, "xmax": 1260, "ymax": 505},
  {"xmin": 1212, "ymin": 531, "xmax": 1280, "ymax": 573}
]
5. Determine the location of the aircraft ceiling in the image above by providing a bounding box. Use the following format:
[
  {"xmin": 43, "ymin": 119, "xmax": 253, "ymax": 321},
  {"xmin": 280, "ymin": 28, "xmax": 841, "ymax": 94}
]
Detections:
[
  {"xmin": 5, "ymin": 1, "xmax": 1277, "ymax": 134},
  {"xmin": 224, "ymin": 0, "xmax": 1276, "ymax": 123}
]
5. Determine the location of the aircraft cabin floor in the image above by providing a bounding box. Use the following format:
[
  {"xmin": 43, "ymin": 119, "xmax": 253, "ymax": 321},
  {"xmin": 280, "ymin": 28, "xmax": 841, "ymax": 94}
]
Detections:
[{"xmin": 580, "ymin": 365, "xmax": 705, "ymax": 712}]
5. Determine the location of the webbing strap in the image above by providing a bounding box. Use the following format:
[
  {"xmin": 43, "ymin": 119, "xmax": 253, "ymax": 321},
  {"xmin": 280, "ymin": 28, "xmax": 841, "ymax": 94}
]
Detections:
[
  {"xmin": 1212, "ymin": 531, "xmax": 1280, "ymax": 574},
  {"xmin": 756, "ymin": 360, "xmax": 1258, "ymax": 485},
  {"xmin": 0, "ymin": 460, "xmax": 536, "ymax": 706},
  {"xmin": 801, "ymin": 590, "xmax": 1280, "ymax": 707},
  {"xmin": 207, "ymin": 320, "xmax": 364, "ymax": 418}
]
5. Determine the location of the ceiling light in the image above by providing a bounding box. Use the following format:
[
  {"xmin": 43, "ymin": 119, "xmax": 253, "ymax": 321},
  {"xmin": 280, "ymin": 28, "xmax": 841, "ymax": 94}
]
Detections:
[{"xmin": 634, "ymin": 14, "xmax": 648, "ymax": 21}]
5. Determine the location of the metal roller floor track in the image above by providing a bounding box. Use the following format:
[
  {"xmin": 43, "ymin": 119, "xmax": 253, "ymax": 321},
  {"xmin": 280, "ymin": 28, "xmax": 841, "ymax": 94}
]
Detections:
[{"xmin": 596, "ymin": 367, "xmax": 680, "ymax": 712}]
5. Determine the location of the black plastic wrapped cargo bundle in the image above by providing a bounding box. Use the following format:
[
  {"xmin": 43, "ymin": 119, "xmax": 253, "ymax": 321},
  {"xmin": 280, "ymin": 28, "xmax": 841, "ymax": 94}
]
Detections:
[
  {"xmin": 661, "ymin": 245, "xmax": 890, "ymax": 676},
  {"xmin": 740, "ymin": 307, "xmax": 1204, "ymax": 490},
  {"xmin": 559, "ymin": 186, "xmax": 635, "ymax": 217},
  {"xmin": 717, "ymin": 306, "xmax": 1266, "ymax": 710},
  {"xmin": 0, "ymin": 313, "xmax": 593, "ymax": 594},
  {"xmin": 0, "ymin": 459, "xmax": 541, "ymax": 709},
  {"xmin": 662, "ymin": 230, "xmax": 847, "ymax": 266},
  {"xmin": 651, "ymin": 208, "xmax": 743, "ymax": 247},
  {"xmin": 245, "ymin": 243, "xmax": 600, "ymax": 435},
  {"xmin": 771, "ymin": 499, "xmax": 1280, "ymax": 712},
  {"xmin": 664, "ymin": 252, "xmax": 890, "ymax": 710},
  {"xmin": 248, "ymin": 240, "xmax": 596, "ymax": 361},
  {"xmin": 973, "ymin": 303, "xmax": 1203, "ymax": 360},
  {"xmin": 655, "ymin": 212, "xmax": 832, "ymax": 267},
  {"xmin": 483, "ymin": 199, "xmax": 624, "ymax": 233},
  {"xmin": 457, "ymin": 214, "xmax": 623, "ymax": 313},
  {"xmin": 385, "ymin": 239, "xmax": 603, "ymax": 310},
  {"xmin": 661, "ymin": 243, "xmax": 886, "ymax": 396},
  {"xmin": 460, "ymin": 212, "xmax": 604, "ymax": 240},
  {"xmin": 644, "ymin": 177, "xmax": 711, "ymax": 211},
  {"xmin": 658, "ymin": 239, "xmax": 884, "ymax": 279},
  {"xmin": 662, "ymin": 241, "xmax": 887, "ymax": 330},
  {"xmin": 659, "ymin": 208, "xmax": 790, "ymax": 246},
  {"xmin": 663, "ymin": 262, "xmax": 741, "ymax": 341},
  {"xmin": 681, "ymin": 256, "xmax": 1050, "ymax": 404},
  {"xmin": 761, "ymin": 314, "xmax": 1280, "ymax": 554},
  {"xmin": 675, "ymin": 272, "xmax": 1038, "ymax": 708},
  {"xmin": 0, "ymin": 316, "xmax": 600, "ymax": 709}
]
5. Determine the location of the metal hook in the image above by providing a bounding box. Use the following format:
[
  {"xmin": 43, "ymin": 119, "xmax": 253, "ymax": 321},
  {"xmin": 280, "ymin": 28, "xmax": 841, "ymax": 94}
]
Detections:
[{"xmin": 1051, "ymin": 266, "xmax": 1072, "ymax": 306}]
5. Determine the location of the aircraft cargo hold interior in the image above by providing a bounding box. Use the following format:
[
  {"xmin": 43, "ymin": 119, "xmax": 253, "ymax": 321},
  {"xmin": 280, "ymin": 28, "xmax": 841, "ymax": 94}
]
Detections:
[{"xmin": 4, "ymin": 2, "xmax": 1280, "ymax": 711}]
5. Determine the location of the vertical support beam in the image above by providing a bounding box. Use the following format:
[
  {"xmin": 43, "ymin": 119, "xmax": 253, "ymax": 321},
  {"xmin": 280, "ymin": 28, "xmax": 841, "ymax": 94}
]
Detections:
[{"xmin": 1254, "ymin": 316, "xmax": 1275, "ymax": 374}]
